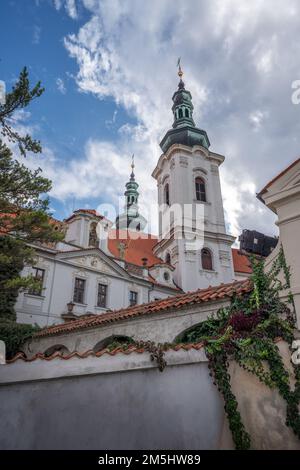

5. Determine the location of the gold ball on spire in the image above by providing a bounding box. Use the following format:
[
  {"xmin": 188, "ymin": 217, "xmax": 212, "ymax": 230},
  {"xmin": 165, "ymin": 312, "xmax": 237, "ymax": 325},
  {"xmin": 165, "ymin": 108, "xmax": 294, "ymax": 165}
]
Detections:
[{"xmin": 177, "ymin": 57, "xmax": 183, "ymax": 78}]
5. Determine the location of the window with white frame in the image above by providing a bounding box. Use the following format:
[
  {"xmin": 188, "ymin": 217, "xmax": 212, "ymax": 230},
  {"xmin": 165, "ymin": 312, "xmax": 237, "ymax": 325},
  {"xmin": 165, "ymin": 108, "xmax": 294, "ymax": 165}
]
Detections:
[
  {"xmin": 73, "ymin": 278, "xmax": 86, "ymax": 304},
  {"xmin": 129, "ymin": 290, "xmax": 138, "ymax": 306},
  {"xmin": 28, "ymin": 267, "xmax": 45, "ymax": 296},
  {"xmin": 195, "ymin": 177, "xmax": 206, "ymax": 202},
  {"xmin": 97, "ymin": 283, "xmax": 107, "ymax": 308}
]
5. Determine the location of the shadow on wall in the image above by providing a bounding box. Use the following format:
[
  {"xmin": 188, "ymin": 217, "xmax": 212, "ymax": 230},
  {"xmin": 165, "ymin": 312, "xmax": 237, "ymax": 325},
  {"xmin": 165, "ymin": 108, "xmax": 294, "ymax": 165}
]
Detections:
[
  {"xmin": 93, "ymin": 335, "xmax": 134, "ymax": 353},
  {"xmin": 44, "ymin": 345, "xmax": 70, "ymax": 357}
]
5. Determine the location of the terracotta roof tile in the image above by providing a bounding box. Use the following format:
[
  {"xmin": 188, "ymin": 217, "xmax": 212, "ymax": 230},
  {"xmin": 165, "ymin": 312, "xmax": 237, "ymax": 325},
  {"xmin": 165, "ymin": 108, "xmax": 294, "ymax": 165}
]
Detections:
[
  {"xmin": 108, "ymin": 229, "xmax": 162, "ymax": 267},
  {"xmin": 8, "ymin": 336, "xmax": 283, "ymax": 364},
  {"xmin": 35, "ymin": 279, "xmax": 252, "ymax": 338},
  {"xmin": 232, "ymin": 248, "xmax": 252, "ymax": 274},
  {"xmin": 7, "ymin": 342, "xmax": 205, "ymax": 363}
]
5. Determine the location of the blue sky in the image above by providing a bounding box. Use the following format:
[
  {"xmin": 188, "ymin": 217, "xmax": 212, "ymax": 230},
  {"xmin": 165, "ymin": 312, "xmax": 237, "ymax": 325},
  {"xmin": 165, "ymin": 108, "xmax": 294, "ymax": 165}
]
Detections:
[
  {"xmin": 2, "ymin": 0, "xmax": 300, "ymax": 237},
  {"xmin": 1, "ymin": 0, "xmax": 136, "ymax": 219}
]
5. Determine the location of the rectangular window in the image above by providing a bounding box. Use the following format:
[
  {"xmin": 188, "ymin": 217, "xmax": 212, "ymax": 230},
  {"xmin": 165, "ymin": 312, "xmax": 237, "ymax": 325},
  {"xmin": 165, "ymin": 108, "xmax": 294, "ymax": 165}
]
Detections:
[
  {"xmin": 73, "ymin": 278, "xmax": 86, "ymax": 304},
  {"xmin": 195, "ymin": 178, "xmax": 206, "ymax": 202},
  {"xmin": 129, "ymin": 290, "xmax": 138, "ymax": 306},
  {"xmin": 97, "ymin": 283, "xmax": 107, "ymax": 308},
  {"xmin": 29, "ymin": 268, "xmax": 45, "ymax": 296}
]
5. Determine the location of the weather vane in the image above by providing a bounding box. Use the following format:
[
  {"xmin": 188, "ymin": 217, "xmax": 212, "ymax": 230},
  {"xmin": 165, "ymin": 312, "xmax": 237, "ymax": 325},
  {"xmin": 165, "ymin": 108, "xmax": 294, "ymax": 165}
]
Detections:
[{"xmin": 177, "ymin": 57, "xmax": 183, "ymax": 78}]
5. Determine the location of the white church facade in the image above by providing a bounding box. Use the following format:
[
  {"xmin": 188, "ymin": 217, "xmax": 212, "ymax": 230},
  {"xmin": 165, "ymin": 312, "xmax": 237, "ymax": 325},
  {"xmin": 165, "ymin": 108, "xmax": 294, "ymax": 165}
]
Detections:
[{"xmin": 15, "ymin": 67, "xmax": 251, "ymax": 327}]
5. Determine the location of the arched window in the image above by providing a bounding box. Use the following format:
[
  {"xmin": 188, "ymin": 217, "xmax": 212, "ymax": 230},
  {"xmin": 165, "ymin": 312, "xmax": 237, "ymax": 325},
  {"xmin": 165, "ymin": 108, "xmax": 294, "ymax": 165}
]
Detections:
[
  {"xmin": 185, "ymin": 108, "xmax": 189, "ymax": 118},
  {"xmin": 178, "ymin": 108, "xmax": 183, "ymax": 119},
  {"xmin": 201, "ymin": 248, "xmax": 213, "ymax": 271},
  {"xmin": 164, "ymin": 183, "xmax": 170, "ymax": 206},
  {"xmin": 195, "ymin": 177, "xmax": 206, "ymax": 202},
  {"xmin": 166, "ymin": 252, "xmax": 171, "ymax": 264}
]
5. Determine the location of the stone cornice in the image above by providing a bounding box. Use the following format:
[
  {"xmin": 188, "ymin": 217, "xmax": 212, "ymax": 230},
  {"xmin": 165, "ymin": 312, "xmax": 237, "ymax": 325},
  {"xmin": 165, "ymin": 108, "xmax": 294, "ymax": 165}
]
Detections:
[{"xmin": 152, "ymin": 144, "xmax": 225, "ymax": 180}]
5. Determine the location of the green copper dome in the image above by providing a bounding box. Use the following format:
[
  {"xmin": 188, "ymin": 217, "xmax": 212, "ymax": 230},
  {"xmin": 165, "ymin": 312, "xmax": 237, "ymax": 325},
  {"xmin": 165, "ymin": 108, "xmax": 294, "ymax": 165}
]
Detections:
[
  {"xmin": 116, "ymin": 156, "xmax": 147, "ymax": 231},
  {"xmin": 160, "ymin": 65, "xmax": 210, "ymax": 153}
]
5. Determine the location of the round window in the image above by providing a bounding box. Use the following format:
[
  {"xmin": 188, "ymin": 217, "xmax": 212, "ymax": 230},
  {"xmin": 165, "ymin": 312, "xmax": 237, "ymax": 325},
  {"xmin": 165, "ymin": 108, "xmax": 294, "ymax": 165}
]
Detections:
[{"xmin": 163, "ymin": 271, "xmax": 170, "ymax": 281}]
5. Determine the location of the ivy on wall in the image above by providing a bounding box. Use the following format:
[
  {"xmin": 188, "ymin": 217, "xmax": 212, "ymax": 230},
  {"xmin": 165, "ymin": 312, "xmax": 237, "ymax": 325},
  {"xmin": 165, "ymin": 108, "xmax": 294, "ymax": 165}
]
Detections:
[{"xmin": 178, "ymin": 246, "xmax": 300, "ymax": 449}]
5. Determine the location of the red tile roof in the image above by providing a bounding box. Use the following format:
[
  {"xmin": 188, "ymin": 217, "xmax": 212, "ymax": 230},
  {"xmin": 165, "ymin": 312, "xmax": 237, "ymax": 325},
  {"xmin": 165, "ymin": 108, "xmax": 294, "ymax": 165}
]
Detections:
[
  {"xmin": 35, "ymin": 279, "xmax": 252, "ymax": 338},
  {"xmin": 8, "ymin": 335, "xmax": 283, "ymax": 364},
  {"xmin": 231, "ymin": 248, "xmax": 252, "ymax": 274},
  {"xmin": 7, "ymin": 342, "xmax": 205, "ymax": 363},
  {"xmin": 59, "ymin": 208, "xmax": 253, "ymax": 274},
  {"xmin": 65, "ymin": 209, "xmax": 104, "ymax": 223},
  {"xmin": 108, "ymin": 230, "xmax": 251, "ymax": 274},
  {"xmin": 108, "ymin": 229, "xmax": 162, "ymax": 267}
]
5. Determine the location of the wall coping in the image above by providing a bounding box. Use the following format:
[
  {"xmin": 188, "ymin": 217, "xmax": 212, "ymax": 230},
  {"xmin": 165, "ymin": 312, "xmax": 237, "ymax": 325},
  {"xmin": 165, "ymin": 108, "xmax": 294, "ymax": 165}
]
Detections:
[{"xmin": 0, "ymin": 349, "xmax": 207, "ymax": 385}]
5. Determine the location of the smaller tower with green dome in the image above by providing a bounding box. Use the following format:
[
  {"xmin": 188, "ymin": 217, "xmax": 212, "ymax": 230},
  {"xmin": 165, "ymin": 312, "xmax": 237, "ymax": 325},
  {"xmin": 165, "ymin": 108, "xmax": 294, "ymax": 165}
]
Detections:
[{"xmin": 116, "ymin": 156, "xmax": 147, "ymax": 231}]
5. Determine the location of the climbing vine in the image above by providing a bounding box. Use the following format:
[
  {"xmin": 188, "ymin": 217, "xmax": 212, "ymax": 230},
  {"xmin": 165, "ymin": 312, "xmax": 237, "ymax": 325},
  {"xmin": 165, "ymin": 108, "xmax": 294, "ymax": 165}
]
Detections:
[
  {"xmin": 179, "ymin": 245, "xmax": 300, "ymax": 449},
  {"xmin": 135, "ymin": 340, "xmax": 168, "ymax": 372}
]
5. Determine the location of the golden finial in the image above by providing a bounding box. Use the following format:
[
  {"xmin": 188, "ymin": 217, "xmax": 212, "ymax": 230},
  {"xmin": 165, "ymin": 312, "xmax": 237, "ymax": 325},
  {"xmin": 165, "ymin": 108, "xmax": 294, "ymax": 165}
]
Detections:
[
  {"xmin": 130, "ymin": 154, "xmax": 135, "ymax": 181},
  {"xmin": 177, "ymin": 57, "xmax": 183, "ymax": 79}
]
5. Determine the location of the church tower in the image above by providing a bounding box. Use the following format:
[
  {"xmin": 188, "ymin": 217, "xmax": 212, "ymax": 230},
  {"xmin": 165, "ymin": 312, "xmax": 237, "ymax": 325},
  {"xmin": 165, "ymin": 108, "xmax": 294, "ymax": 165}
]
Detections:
[
  {"xmin": 152, "ymin": 62, "xmax": 235, "ymax": 291},
  {"xmin": 116, "ymin": 156, "xmax": 147, "ymax": 231}
]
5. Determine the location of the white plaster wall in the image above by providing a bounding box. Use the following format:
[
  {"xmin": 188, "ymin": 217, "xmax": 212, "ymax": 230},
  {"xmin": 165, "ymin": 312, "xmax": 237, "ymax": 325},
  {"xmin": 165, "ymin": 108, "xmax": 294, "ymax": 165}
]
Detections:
[
  {"xmin": 16, "ymin": 255, "xmax": 177, "ymax": 327},
  {"xmin": 276, "ymin": 198, "xmax": 300, "ymax": 327},
  {"xmin": 0, "ymin": 350, "xmax": 229, "ymax": 450},
  {"xmin": 1, "ymin": 341, "xmax": 299, "ymax": 450},
  {"xmin": 15, "ymin": 260, "xmax": 56, "ymax": 327},
  {"xmin": 261, "ymin": 162, "xmax": 300, "ymax": 328},
  {"xmin": 154, "ymin": 144, "xmax": 235, "ymax": 291}
]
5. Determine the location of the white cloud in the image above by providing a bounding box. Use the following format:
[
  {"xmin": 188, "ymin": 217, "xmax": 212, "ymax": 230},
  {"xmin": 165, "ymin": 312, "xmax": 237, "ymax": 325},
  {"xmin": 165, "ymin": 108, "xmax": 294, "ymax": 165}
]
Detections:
[
  {"xmin": 53, "ymin": 0, "xmax": 78, "ymax": 19},
  {"xmin": 105, "ymin": 109, "xmax": 117, "ymax": 129},
  {"xmin": 56, "ymin": 77, "xmax": 67, "ymax": 94},
  {"xmin": 65, "ymin": 0, "xmax": 78, "ymax": 19},
  {"xmin": 249, "ymin": 110, "xmax": 268, "ymax": 131},
  {"xmin": 45, "ymin": 0, "xmax": 300, "ymax": 237},
  {"xmin": 32, "ymin": 25, "xmax": 41, "ymax": 44},
  {"xmin": 53, "ymin": 0, "xmax": 62, "ymax": 10}
]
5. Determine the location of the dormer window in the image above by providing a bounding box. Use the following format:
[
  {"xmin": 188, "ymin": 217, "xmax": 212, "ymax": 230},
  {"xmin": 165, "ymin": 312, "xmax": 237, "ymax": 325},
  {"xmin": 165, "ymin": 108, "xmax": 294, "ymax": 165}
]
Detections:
[
  {"xmin": 164, "ymin": 183, "xmax": 170, "ymax": 206},
  {"xmin": 195, "ymin": 177, "xmax": 206, "ymax": 202}
]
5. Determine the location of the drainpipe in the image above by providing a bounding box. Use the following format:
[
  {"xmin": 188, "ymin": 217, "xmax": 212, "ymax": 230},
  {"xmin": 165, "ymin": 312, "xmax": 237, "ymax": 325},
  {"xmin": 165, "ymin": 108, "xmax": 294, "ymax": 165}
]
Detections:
[
  {"xmin": 47, "ymin": 260, "xmax": 57, "ymax": 327},
  {"xmin": 148, "ymin": 283, "xmax": 155, "ymax": 303}
]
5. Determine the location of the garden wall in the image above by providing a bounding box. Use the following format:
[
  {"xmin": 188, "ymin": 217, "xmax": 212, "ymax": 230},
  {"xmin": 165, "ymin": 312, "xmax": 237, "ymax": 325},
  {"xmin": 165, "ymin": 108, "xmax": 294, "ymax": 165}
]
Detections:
[{"xmin": 0, "ymin": 344, "xmax": 299, "ymax": 450}]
